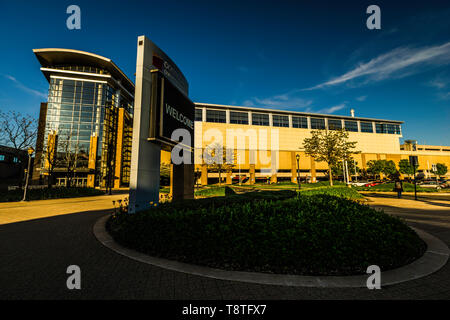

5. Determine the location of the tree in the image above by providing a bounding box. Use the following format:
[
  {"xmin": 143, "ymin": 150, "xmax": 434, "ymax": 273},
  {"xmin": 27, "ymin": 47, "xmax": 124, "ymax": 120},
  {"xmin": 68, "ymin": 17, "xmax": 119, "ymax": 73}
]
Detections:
[
  {"xmin": 59, "ymin": 132, "xmax": 80, "ymax": 187},
  {"xmin": 203, "ymin": 143, "xmax": 235, "ymax": 186},
  {"xmin": 367, "ymin": 159, "xmax": 397, "ymax": 180},
  {"xmin": 303, "ymin": 129, "xmax": 359, "ymax": 186},
  {"xmin": 0, "ymin": 110, "xmax": 37, "ymax": 150},
  {"xmin": 366, "ymin": 160, "xmax": 384, "ymax": 179},
  {"xmin": 435, "ymin": 163, "xmax": 448, "ymax": 179},
  {"xmin": 398, "ymin": 159, "xmax": 417, "ymax": 178},
  {"xmin": 331, "ymin": 159, "xmax": 360, "ymax": 181},
  {"xmin": 381, "ymin": 160, "xmax": 397, "ymax": 179}
]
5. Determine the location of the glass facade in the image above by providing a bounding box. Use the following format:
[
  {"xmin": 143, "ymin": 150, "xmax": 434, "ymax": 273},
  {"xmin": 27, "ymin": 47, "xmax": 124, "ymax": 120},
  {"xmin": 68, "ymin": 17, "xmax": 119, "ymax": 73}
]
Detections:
[
  {"xmin": 206, "ymin": 109, "xmax": 226, "ymax": 123},
  {"xmin": 310, "ymin": 118, "xmax": 326, "ymax": 129},
  {"xmin": 376, "ymin": 123, "xmax": 401, "ymax": 134},
  {"xmin": 230, "ymin": 111, "xmax": 249, "ymax": 124},
  {"xmin": 344, "ymin": 120, "xmax": 358, "ymax": 132},
  {"xmin": 272, "ymin": 115, "xmax": 289, "ymax": 127},
  {"xmin": 328, "ymin": 119, "xmax": 342, "ymax": 130},
  {"xmin": 41, "ymin": 76, "xmax": 133, "ymax": 187},
  {"xmin": 195, "ymin": 108, "xmax": 203, "ymax": 121},
  {"xmin": 360, "ymin": 121, "xmax": 373, "ymax": 133},
  {"xmin": 292, "ymin": 116, "xmax": 308, "ymax": 128},
  {"xmin": 252, "ymin": 113, "xmax": 270, "ymax": 126}
]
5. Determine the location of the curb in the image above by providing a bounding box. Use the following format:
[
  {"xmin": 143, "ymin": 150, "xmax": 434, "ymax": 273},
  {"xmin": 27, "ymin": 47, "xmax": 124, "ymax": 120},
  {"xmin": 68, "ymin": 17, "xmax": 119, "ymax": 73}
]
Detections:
[{"xmin": 94, "ymin": 215, "xmax": 449, "ymax": 288}]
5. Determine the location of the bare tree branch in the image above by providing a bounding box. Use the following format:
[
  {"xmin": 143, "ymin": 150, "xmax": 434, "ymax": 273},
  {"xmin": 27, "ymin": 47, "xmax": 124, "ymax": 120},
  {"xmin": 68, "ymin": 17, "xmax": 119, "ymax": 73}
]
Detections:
[{"xmin": 0, "ymin": 110, "xmax": 37, "ymax": 150}]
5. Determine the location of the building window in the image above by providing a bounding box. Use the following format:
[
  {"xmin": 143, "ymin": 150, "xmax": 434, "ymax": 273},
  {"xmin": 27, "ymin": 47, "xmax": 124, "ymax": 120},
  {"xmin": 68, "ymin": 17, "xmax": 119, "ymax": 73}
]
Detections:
[
  {"xmin": 292, "ymin": 116, "xmax": 308, "ymax": 128},
  {"xmin": 360, "ymin": 121, "xmax": 373, "ymax": 133},
  {"xmin": 272, "ymin": 115, "xmax": 289, "ymax": 127},
  {"xmin": 328, "ymin": 119, "xmax": 342, "ymax": 130},
  {"xmin": 0, "ymin": 155, "xmax": 4, "ymax": 161},
  {"xmin": 375, "ymin": 123, "xmax": 387, "ymax": 134},
  {"xmin": 206, "ymin": 109, "xmax": 226, "ymax": 123},
  {"xmin": 230, "ymin": 111, "xmax": 248, "ymax": 124},
  {"xmin": 310, "ymin": 118, "xmax": 325, "ymax": 129},
  {"xmin": 252, "ymin": 113, "xmax": 270, "ymax": 126},
  {"xmin": 195, "ymin": 108, "xmax": 203, "ymax": 121},
  {"xmin": 344, "ymin": 120, "xmax": 358, "ymax": 132},
  {"xmin": 13, "ymin": 157, "xmax": 19, "ymax": 163}
]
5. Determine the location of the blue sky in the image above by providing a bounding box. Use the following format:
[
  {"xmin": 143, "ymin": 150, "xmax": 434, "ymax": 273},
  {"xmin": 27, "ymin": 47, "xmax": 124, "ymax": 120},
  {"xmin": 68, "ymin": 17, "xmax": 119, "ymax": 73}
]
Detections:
[{"xmin": 0, "ymin": 0, "xmax": 449, "ymax": 145}]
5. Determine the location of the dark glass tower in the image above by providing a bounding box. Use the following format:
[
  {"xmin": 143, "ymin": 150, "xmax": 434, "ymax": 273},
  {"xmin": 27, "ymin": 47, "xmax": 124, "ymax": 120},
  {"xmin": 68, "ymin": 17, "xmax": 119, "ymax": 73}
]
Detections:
[{"xmin": 33, "ymin": 49, "xmax": 134, "ymax": 188}]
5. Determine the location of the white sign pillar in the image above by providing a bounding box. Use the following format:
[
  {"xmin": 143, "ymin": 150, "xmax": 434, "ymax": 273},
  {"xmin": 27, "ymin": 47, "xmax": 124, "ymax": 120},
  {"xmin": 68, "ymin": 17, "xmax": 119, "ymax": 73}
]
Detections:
[{"xmin": 129, "ymin": 36, "xmax": 161, "ymax": 213}]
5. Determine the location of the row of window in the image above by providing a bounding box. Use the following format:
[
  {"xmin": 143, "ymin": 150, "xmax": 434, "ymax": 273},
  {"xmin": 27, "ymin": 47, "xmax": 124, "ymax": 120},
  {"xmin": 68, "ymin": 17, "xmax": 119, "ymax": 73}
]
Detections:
[
  {"xmin": 195, "ymin": 108, "xmax": 401, "ymax": 134},
  {"xmin": 0, "ymin": 155, "xmax": 20, "ymax": 163}
]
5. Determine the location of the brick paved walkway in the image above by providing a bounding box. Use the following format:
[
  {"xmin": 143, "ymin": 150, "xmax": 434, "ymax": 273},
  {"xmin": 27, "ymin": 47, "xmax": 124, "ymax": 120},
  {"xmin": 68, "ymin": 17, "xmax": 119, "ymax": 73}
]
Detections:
[{"xmin": 0, "ymin": 193, "xmax": 449, "ymax": 299}]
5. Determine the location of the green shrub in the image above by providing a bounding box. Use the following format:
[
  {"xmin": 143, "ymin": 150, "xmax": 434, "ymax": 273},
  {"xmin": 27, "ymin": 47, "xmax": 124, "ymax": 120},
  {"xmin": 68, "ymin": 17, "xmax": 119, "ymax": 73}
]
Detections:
[{"xmin": 107, "ymin": 192, "xmax": 425, "ymax": 276}]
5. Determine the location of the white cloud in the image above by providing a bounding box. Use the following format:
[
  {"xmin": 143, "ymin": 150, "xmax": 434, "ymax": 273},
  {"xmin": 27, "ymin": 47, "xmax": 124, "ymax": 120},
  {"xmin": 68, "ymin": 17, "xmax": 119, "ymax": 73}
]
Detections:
[
  {"xmin": 3, "ymin": 74, "xmax": 47, "ymax": 99},
  {"xmin": 356, "ymin": 95, "xmax": 367, "ymax": 101},
  {"xmin": 304, "ymin": 41, "xmax": 450, "ymax": 90},
  {"xmin": 242, "ymin": 92, "xmax": 313, "ymax": 111},
  {"xmin": 317, "ymin": 103, "xmax": 346, "ymax": 114},
  {"xmin": 428, "ymin": 78, "xmax": 447, "ymax": 89}
]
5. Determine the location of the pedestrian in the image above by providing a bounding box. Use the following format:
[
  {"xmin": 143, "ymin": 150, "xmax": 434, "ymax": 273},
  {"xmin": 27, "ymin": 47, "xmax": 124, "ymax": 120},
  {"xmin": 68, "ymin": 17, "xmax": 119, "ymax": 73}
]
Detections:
[{"xmin": 394, "ymin": 177, "xmax": 403, "ymax": 199}]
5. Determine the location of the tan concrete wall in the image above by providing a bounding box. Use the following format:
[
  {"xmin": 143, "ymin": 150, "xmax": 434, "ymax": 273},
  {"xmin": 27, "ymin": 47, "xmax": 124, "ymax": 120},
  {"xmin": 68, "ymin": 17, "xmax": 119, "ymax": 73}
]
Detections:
[{"xmin": 190, "ymin": 122, "xmax": 450, "ymax": 179}]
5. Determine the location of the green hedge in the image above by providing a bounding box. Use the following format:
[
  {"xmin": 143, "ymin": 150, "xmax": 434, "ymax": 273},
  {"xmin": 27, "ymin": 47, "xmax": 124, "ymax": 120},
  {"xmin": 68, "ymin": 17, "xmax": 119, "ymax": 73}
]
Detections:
[
  {"xmin": 0, "ymin": 187, "xmax": 105, "ymax": 202},
  {"xmin": 107, "ymin": 191, "xmax": 425, "ymax": 276}
]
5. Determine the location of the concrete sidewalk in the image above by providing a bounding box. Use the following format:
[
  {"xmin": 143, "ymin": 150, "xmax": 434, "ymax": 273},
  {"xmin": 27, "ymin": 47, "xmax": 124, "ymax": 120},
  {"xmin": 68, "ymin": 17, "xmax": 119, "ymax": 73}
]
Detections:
[{"xmin": 0, "ymin": 194, "xmax": 126, "ymax": 225}]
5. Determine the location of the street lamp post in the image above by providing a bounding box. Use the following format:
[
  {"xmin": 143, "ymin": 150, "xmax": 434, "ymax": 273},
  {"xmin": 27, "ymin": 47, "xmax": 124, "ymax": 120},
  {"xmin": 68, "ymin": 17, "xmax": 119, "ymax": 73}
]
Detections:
[
  {"xmin": 296, "ymin": 154, "xmax": 301, "ymax": 191},
  {"xmin": 22, "ymin": 147, "xmax": 34, "ymax": 202},
  {"xmin": 238, "ymin": 154, "xmax": 241, "ymax": 186}
]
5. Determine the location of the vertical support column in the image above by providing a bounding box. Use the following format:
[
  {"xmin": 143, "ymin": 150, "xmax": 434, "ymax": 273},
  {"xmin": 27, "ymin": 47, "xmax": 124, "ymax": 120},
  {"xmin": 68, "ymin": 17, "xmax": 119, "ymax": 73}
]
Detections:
[
  {"xmin": 87, "ymin": 134, "xmax": 98, "ymax": 188},
  {"xmin": 310, "ymin": 157, "xmax": 317, "ymax": 183},
  {"xmin": 114, "ymin": 108, "xmax": 125, "ymax": 189},
  {"xmin": 361, "ymin": 153, "xmax": 367, "ymax": 170},
  {"xmin": 202, "ymin": 107, "xmax": 206, "ymax": 122},
  {"xmin": 249, "ymin": 164, "xmax": 256, "ymax": 184},
  {"xmin": 32, "ymin": 102, "xmax": 48, "ymax": 184},
  {"xmin": 171, "ymin": 151, "xmax": 194, "ymax": 201},
  {"xmin": 226, "ymin": 171, "xmax": 232, "ymax": 184},
  {"xmin": 249, "ymin": 149, "xmax": 256, "ymax": 184},
  {"xmin": 291, "ymin": 151, "xmax": 297, "ymax": 183},
  {"xmin": 201, "ymin": 163, "xmax": 208, "ymax": 185},
  {"xmin": 288, "ymin": 115, "xmax": 293, "ymax": 128}
]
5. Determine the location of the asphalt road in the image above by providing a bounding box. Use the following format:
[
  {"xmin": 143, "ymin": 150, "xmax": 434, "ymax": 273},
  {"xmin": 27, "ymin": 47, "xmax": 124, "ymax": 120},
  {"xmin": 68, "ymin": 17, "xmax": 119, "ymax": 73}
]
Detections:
[{"xmin": 1, "ymin": 193, "xmax": 450, "ymax": 299}]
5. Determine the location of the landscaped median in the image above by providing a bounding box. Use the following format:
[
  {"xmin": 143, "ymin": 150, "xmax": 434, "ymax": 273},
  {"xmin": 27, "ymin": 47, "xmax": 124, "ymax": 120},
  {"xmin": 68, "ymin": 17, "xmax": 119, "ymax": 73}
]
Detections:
[{"xmin": 106, "ymin": 188, "xmax": 426, "ymax": 276}]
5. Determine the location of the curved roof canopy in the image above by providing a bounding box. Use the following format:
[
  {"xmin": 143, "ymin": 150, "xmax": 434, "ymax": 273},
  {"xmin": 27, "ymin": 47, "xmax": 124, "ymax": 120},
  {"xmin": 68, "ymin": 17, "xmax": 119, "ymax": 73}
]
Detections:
[{"xmin": 33, "ymin": 48, "xmax": 135, "ymax": 93}]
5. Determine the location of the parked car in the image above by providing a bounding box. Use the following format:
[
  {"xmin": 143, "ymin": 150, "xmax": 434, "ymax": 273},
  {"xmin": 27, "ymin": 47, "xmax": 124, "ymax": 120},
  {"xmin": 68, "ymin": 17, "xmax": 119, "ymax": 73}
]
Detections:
[
  {"xmin": 419, "ymin": 180, "xmax": 441, "ymax": 189},
  {"xmin": 363, "ymin": 181, "xmax": 384, "ymax": 187},
  {"xmin": 438, "ymin": 179, "xmax": 450, "ymax": 188},
  {"xmin": 349, "ymin": 181, "xmax": 370, "ymax": 187}
]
